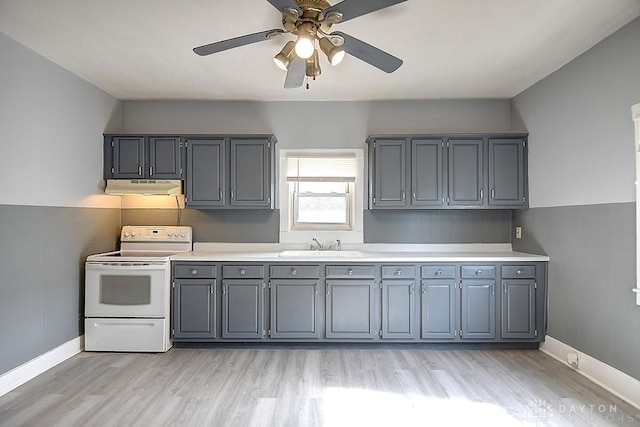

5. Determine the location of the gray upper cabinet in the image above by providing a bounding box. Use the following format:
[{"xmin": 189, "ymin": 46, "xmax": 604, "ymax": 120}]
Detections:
[
  {"xmin": 412, "ymin": 139, "xmax": 445, "ymax": 207},
  {"xmin": 230, "ymin": 139, "xmax": 272, "ymax": 207},
  {"xmin": 447, "ymin": 138, "xmax": 484, "ymax": 206},
  {"xmin": 488, "ymin": 138, "xmax": 527, "ymax": 207},
  {"xmin": 367, "ymin": 133, "xmax": 528, "ymax": 210},
  {"xmin": 185, "ymin": 136, "xmax": 276, "ymax": 209},
  {"xmin": 185, "ymin": 138, "xmax": 226, "ymax": 207},
  {"xmin": 104, "ymin": 135, "xmax": 182, "ymax": 180},
  {"xmin": 371, "ymin": 139, "xmax": 407, "ymax": 207}
]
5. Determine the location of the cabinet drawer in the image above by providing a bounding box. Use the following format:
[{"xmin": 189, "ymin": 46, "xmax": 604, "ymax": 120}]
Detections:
[
  {"xmin": 421, "ymin": 265, "xmax": 456, "ymax": 279},
  {"xmin": 381, "ymin": 266, "xmax": 416, "ymax": 279},
  {"xmin": 270, "ymin": 265, "xmax": 320, "ymax": 279},
  {"xmin": 461, "ymin": 265, "xmax": 496, "ymax": 278},
  {"xmin": 223, "ymin": 265, "xmax": 265, "ymax": 278},
  {"xmin": 173, "ymin": 263, "xmax": 217, "ymax": 278},
  {"xmin": 326, "ymin": 265, "xmax": 375, "ymax": 278},
  {"xmin": 501, "ymin": 265, "xmax": 535, "ymax": 279}
]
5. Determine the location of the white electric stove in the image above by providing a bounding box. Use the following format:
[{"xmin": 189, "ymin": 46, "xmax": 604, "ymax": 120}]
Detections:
[{"xmin": 84, "ymin": 225, "xmax": 192, "ymax": 352}]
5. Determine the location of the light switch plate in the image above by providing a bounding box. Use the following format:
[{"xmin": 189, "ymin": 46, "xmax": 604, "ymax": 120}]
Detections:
[{"xmin": 515, "ymin": 226, "xmax": 522, "ymax": 239}]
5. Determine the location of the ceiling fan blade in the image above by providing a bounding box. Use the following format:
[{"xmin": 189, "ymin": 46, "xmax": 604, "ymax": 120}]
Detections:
[
  {"xmin": 193, "ymin": 29, "xmax": 283, "ymax": 56},
  {"xmin": 333, "ymin": 31, "xmax": 403, "ymax": 73},
  {"xmin": 284, "ymin": 57, "xmax": 305, "ymax": 89},
  {"xmin": 324, "ymin": 0, "xmax": 408, "ymax": 23},
  {"xmin": 265, "ymin": 0, "xmax": 302, "ymax": 14}
]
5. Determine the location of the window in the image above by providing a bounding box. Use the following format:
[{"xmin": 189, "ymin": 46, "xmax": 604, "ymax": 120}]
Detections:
[{"xmin": 279, "ymin": 150, "xmax": 364, "ymax": 244}]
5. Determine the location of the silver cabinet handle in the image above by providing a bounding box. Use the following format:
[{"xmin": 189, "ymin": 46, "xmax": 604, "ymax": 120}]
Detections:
[
  {"xmin": 291, "ymin": 269, "xmax": 297, "ymax": 276},
  {"xmin": 409, "ymin": 283, "xmax": 414, "ymax": 295},
  {"xmin": 516, "ymin": 270, "xmax": 522, "ymax": 275},
  {"xmin": 150, "ymin": 166, "xmax": 154, "ymax": 176},
  {"xmin": 476, "ymin": 270, "xmax": 482, "ymax": 275},
  {"xmin": 395, "ymin": 270, "xmax": 402, "ymax": 276},
  {"xmin": 240, "ymin": 269, "xmax": 246, "ymax": 275},
  {"xmin": 435, "ymin": 270, "xmax": 442, "ymax": 276},
  {"xmin": 480, "ymin": 189, "xmax": 483, "ymax": 199},
  {"xmin": 191, "ymin": 269, "xmax": 197, "ymax": 275},
  {"xmin": 491, "ymin": 188, "xmax": 495, "ymax": 199},
  {"xmin": 348, "ymin": 269, "xmax": 353, "ymax": 275},
  {"xmin": 138, "ymin": 166, "xmax": 142, "ymax": 175},
  {"xmin": 231, "ymin": 189, "xmax": 235, "ymax": 199}
]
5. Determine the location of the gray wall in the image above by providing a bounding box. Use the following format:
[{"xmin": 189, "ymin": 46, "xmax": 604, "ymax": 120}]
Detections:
[
  {"xmin": 120, "ymin": 99, "xmax": 514, "ymax": 242},
  {"xmin": 0, "ymin": 33, "xmax": 121, "ymax": 375},
  {"xmin": 512, "ymin": 18, "xmax": 640, "ymax": 380}
]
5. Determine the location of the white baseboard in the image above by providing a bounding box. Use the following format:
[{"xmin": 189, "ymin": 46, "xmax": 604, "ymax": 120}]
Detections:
[
  {"xmin": 540, "ymin": 335, "xmax": 640, "ymax": 409},
  {"xmin": 0, "ymin": 335, "xmax": 83, "ymax": 397}
]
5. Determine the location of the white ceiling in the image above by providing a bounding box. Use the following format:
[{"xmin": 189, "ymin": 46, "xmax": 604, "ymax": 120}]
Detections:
[{"xmin": 1, "ymin": 0, "xmax": 639, "ymax": 101}]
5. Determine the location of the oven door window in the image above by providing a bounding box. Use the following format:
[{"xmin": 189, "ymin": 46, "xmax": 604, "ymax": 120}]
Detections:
[{"xmin": 100, "ymin": 276, "xmax": 151, "ymax": 305}]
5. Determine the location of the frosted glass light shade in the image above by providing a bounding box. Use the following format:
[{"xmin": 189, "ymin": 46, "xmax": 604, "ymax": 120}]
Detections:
[{"xmin": 295, "ymin": 37, "xmax": 315, "ymax": 59}]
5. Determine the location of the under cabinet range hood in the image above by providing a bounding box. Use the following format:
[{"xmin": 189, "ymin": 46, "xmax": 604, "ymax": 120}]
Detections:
[{"xmin": 105, "ymin": 179, "xmax": 182, "ymax": 195}]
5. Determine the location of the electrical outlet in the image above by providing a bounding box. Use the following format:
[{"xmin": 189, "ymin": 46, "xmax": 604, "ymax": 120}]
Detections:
[
  {"xmin": 567, "ymin": 352, "xmax": 579, "ymax": 369},
  {"xmin": 515, "ymin": 226, "xmax": 522, "ymax": 239}
]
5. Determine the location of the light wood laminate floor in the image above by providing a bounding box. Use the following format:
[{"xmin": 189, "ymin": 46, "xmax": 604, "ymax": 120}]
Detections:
[{"xmin": 1, "ymin": 346, "xmax": 638, "ymax": 426}]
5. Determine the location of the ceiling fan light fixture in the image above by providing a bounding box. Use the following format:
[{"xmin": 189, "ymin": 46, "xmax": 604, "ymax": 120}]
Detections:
[
  {"xmin": 305, "ymin": 49, "xmax": 321, "ymax": 78},
  {"xmin": 273, "ymin": 41, "xmax": 296, "ymax": 71},
  {"xmin": 295, "ymin": 22, "xmax": 316, "ymax": 59},
  {"xmin": 319, "ymin": 37, "xmax": 345, "ymax": 66}
]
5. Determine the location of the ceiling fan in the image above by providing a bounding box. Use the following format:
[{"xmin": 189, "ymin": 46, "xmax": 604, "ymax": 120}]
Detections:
[{"xmin": 193, "ymin": 0, "xmax": 408, "ymax": 89}]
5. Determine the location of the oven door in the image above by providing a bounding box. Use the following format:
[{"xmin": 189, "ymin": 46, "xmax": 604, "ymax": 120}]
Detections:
[{"xmin": 85, "ymin": 262, "xmax": 169, "ymax": 317}]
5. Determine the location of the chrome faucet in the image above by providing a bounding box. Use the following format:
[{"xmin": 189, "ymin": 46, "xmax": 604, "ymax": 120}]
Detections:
[{"xmin": 311, "ymin": 238, "xmax": 322, "ymax": 251}]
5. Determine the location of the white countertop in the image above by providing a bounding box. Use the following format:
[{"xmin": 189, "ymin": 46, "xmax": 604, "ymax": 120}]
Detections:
[{"xmin": 170, "ymin": 243, "xmax": 549, "ymax": 262}]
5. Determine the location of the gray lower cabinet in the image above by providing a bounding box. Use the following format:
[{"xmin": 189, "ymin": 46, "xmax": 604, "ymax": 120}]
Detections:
[
  {"xmin": 171, "ymin": 261, "xmax": 546, "ymax": 344},
  {"xmin": 326, "ymin": 279, "xmax": 376, "ymax": 339},
  {"xmin": 381, "ymin": 266, "xmax": 417, "ymax": 339},
  {"xmin": 420, "ymin": 265, "xmax": 460, "ymax": 341},
  {"xmin": 173, "ymin": 279, "xmax": 216, "ymax": 340},
  {"xmin": 461, "ymin": 279, "xmax": 496, "ymax": 339},
  {"xmin": 460, "ymin": 264, "xmax": 496, "ymax": 339},
  {"xmin": 222, "ymin": 278, "xmax": 265, "ymax": 339},
  {"xmin": 269, "ymin": 264, "xmax": 321, "ymax": 339},
  {"xmin": 500, "ymin": 265, "xmax": 539, "ymax": 339},
  {"xmin": 172, "ymin": 263, "xmax": 217, "ymax": 341}
]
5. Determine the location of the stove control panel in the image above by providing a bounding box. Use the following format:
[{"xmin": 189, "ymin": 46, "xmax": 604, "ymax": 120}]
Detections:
[{"xmin": 121, "ymin": 226, "xmax": 192, "ymax": 243}]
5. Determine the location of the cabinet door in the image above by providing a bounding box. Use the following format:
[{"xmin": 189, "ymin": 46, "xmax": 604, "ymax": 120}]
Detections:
[
  {"xmin": 112, "ymin": 136, "xmax": 145, "ymax": 178},
  {"xmin": 372, "ymin": 139, "xmax": 407, "ymax": 207},
  {"xmin": 270, "ymin": 279, "xmax": 320, "ymax": 339},
  {"xmin": 185, "ymin": 138, "xmax": 226, "ymax": 207},
  {"xmin": 501, "ymin": 279, "xmax": 536, "ymax": 339},
  {"xmin": 488, "ymin": 138, "xmax": 526, "ymax": 207},
  {"xmin": 447, "ymin": 139, "xmax": 484, "ymax": 206},
  {"xmin": 421, "ymin": 280, "xmax": 457, "ymax": 340},
  {"xmin": 381, "ymin": 280, "xmax": 416, "ymax": 339},
  {"xmin": 326, "ymin": 279, "xmax": 376, "ymax": 339},
  {"xmin": 411, "ymin": 139, "xmax": 445, "ymax": 207},
  {"xmin": 173, "ymin": 279, "xmax": 216, "ymax": 340},
  {"xmin": 222, "ymin": 279, "xmax": 264, "ymax": 339},
  {"xmin": 230, "ymin": 139, "xmax": 271, "ymax": 207},
  {"xmin": 148, "ymin": 136, "xmax": 182, "ymax": 179},
  {"xmin": 461, "ymin": 280, "xmax": 496, "ymax": 339}
]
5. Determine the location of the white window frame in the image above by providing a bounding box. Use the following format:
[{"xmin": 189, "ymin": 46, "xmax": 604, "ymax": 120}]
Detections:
[
  {"xmin": 633, "ymin": 103, "xmax": 640, "ymax": 305},
  {"xmin": 292, "ymin": 181, "xmax": 352, "ymax": 230},
  {"xmin": 279, "ymin": 149, "xmax": 364, "ymax": 245}
]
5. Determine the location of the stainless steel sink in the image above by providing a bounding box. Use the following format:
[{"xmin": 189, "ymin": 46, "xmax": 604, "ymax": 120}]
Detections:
[{"xmin": 279, "ymin": 250, "xmax": 364, "ymax": 258}]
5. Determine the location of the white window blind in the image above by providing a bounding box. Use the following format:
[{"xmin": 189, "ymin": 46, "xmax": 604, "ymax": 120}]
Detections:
[{"xmin": 286, "ymin": 154, "xmax": 357, "ymax": 182}]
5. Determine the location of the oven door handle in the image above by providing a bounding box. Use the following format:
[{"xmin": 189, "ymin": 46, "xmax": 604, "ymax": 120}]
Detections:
[{"xmin": 85, "ymin": 263, "xmax": 167, "ymax": 271}]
